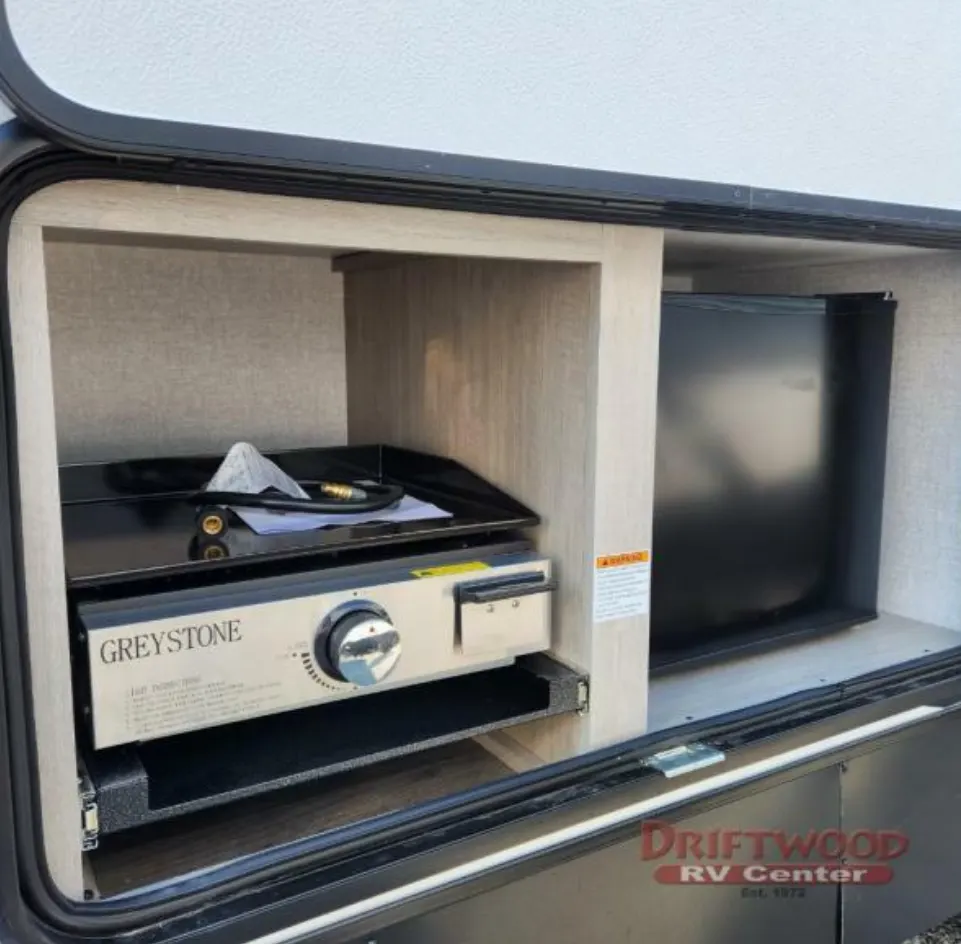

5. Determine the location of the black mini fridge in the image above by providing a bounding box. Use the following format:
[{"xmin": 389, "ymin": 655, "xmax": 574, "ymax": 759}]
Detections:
[{"xmin": 651, "ymin": 292, "xmax": 896, "ymax": 663}]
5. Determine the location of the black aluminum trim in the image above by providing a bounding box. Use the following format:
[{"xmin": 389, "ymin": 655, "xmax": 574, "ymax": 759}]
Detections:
[{"xmin": 4, "ymin": 1, "xmax": 961, "ymax": 235}]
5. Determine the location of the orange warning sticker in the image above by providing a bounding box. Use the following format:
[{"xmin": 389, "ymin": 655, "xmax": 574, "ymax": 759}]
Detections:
[
  {"xmin": 596, "ymin": 550, "xmax": 650, "ymax": 569},
  {"xmin": 593, "ymin": 549, "xmax": 652, "ymax": 622}
]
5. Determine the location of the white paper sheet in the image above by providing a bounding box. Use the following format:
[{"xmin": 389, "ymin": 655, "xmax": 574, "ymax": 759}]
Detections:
[{"xmin": 203, "ymin": 442, "xmax": 452, "ymax": 535}]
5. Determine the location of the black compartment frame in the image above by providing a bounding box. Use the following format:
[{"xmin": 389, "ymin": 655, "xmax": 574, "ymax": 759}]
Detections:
[{"xmin": 0, "ymin": 135, "xmax": 960, "ymax": 944}]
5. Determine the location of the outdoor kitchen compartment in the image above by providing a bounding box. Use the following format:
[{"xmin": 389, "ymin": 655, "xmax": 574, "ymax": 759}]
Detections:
[
  {"xmin": 4, "ymin": 174, "xmax": 937, "ymax": 909},
  {"xmin": 7, "ymin": 181, "xmax": 662, "ymax": 902}
]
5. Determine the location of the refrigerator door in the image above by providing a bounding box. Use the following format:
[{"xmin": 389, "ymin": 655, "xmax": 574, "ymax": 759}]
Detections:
[{"xmin": 652, "ymin": 293, "xmax": 834, "ymax": 655}]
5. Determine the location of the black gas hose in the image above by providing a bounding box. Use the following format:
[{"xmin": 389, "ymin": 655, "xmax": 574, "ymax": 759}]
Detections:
[{"xmin": 192, "ymin": 480, "xmax": 405, "ymax": 537}]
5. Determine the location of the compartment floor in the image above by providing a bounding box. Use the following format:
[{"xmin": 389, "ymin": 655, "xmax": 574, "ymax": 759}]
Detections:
[
  {"xmin": 649, "ymin": 611, "xmax": 961, "ymax": 732},
  {"xmin": 90, "ymin": 739, "xmax": 511, "ymax": 896}
]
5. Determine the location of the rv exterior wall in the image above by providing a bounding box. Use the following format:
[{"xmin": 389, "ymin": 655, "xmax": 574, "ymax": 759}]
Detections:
[{"xmin": 5, "ymin": 0, "xmax": 960, "ymax": 210}]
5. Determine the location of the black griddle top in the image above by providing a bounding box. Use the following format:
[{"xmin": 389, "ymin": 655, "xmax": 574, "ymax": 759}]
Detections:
[{"xmin": 60, "ymin": 445, "xmax": 538, "ymax": 590}]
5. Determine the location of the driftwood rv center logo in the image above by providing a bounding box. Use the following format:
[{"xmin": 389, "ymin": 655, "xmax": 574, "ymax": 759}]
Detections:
[{"xmin": 642, "ymin": 821, "xmax": 907, "ymax": 886}]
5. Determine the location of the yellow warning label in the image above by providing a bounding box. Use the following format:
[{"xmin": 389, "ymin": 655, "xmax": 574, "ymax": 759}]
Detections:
[
  {"xmin": 596, "ymin": 550, "xmax": 650, "ymax": 569},
  {"xmin": 411, "ymin": 561, "xmax": 492, "ymax": 578}
]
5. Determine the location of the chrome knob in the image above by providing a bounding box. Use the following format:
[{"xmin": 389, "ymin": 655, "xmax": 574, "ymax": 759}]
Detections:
[{"xmin": 321, "ymin": 604, "xmax": 401, "ymax": 687}]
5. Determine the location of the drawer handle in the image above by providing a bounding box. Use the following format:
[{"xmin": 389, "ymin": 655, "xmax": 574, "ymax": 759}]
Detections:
[{"xmin": 457, "ymin": 572, "xmax": 557, "ymax": 605}]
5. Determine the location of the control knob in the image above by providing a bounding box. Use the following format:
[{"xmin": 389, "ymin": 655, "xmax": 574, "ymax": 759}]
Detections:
[{"xmin": 315, "ymin": 602, "xmax": 401, "ymax": 687}]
